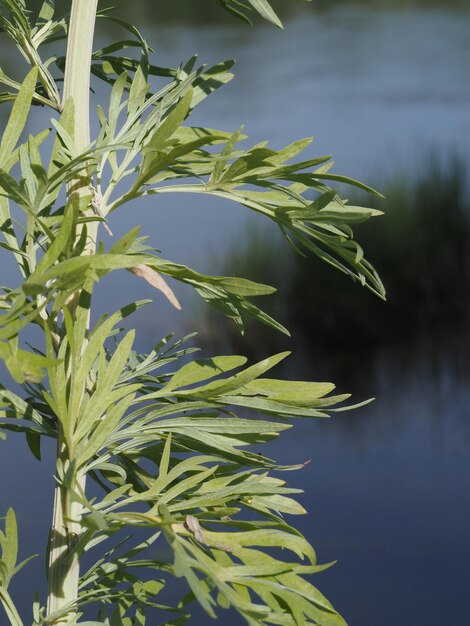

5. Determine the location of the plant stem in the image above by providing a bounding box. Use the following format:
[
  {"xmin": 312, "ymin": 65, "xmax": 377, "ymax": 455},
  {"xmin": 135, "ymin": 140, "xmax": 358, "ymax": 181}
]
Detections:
[
  {"xmin": 46, "ymin": 1, "xmax": 98, "ymax": 623},
  {"xmin": 62, "ymin": 0, "xmax": 97, "ymax": 148}
]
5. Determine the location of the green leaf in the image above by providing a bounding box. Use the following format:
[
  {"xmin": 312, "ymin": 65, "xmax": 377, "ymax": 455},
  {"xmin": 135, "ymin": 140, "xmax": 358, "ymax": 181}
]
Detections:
[
  {"xmin": 0, "ymin": 67, "xmax": 37, "ymax": 168},
  {"xmin": 37, "ymin": 0, "xmax": 55, "ymax": 22},
  {"xmin": 0, "ymin": 508, "xmax": 18, "ymax": 583},
  {"xmin": 0, "ymin": 169, "xmax": 32, "ymax": 208},
  {"xmin": 242, "ymin": 379, "xmax": 337, "ymax": 406},
  {"xmin": 192, "ymin": 60, "xmax": 235, "ymax": 107},
  {"xmin": 1, "ymin": 0, "xmax": 31, "ymax": 34},
  {"xmin": 25, "ymin": 426, "xmax": 41, "ymax": 460},
  {"xmin": 0, "ymin": 341, "xmax": 59, "ymax": 384},
  {"xmin": 128, "ymin": 63, "xmax": 149, "ymax": 116},
  {"xmin": 160, "ymin": 352, "xmax": 289, "ymax": 399},
  {"xmin": 66, "ymin": 311, "xmax": 141, "ymax": 434},
  {"xmin": 217, "ymin": 0, "xmax": 253, "ymax": 25},
  {"xmin": 48, "ymin": 98, "xmax": 75, "ymax": 177},
  {"xmin": 138, "ymin": 88, "xmax": 193, "ymax": 183},
  {"xmin": 213, "ymin": 394, "xmax": 338, "ymax": 418},
  {"xmin": 246, "ymin": 0, "xmax": 283, "ymax": 28},
  {"xmin": 74, "ymin": 331, "xmax": 137, "ymax": 444},
  {"xmin": 164, "ymin": 355, "xmax": 247, "ymax": 391},
  {"xmin": 33, "ymin": 195, "xmax": 75, "ymax": 276},
  {"xmin": 209, "ymin": 126, "xmax": 244, "ymax": 186},
  {"xmin": 250, "ymin": 493, "xmax": 307, "ymax": 516}
]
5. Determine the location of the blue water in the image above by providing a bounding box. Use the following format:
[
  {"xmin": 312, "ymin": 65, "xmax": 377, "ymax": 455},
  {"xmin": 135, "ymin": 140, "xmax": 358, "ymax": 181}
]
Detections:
[{"xmin": 1, "ymin": 5, "xmax": 470, "ymax": 625}]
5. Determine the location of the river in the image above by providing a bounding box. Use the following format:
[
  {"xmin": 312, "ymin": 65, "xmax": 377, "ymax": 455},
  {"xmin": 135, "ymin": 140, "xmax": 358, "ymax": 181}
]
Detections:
[{"xmin": 1, "ymin": 4, "xmax": 469, "ymax": 624}]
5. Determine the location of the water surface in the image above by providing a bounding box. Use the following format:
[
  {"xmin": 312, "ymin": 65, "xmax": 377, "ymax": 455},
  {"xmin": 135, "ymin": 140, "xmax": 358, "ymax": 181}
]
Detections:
[{"xmin": 1, "ymin": 6, "xmax": 469, "ymax": 625}]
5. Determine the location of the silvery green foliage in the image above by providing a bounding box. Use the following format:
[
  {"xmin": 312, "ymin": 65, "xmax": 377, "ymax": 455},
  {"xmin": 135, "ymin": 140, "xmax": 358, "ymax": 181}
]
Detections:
[
  {"xmin": 0, "ymin": 1, "xmax": 383, "ymax": 625},
  {"xmin": 217, "ymin": 0, "xmax": 304, "ymax": 27}
]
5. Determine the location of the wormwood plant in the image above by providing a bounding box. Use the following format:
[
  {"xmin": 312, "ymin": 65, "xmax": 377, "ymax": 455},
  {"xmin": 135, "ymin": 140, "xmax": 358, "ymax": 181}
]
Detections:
[{"xmin": 0, "ymin": 1, "xmax": 385, "ymax": 625}]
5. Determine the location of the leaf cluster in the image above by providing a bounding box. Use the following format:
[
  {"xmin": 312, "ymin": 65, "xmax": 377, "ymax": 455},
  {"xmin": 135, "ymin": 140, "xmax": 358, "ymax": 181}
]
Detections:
[
  {"xmin": 216, "ymin": 0, "xmax": 310, "ymax": 28},
  {"xmin": 0, "ymin": 1, "xmax": 383, "ymax": 625},
  {"xmin": 34, "ymin": 329, "xmax": 353, "ymax": 626}
]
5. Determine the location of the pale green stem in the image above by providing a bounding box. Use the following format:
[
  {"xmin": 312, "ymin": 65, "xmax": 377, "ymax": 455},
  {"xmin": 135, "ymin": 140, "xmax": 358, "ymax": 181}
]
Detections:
[
  {"xmin": 62, "ymin": 0, "xmax": 97, "ymax": 147},
  {"xmin": 0, "ymin": 589, "xmax": 24, "ymax": 626},
  {"xmin": 46, "ymin": 1, "xmax": 98, "ymax": 623}
]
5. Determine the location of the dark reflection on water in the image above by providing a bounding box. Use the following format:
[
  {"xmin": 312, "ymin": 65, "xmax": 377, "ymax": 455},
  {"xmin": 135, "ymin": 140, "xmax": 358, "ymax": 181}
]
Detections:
[
  {"xmin": 0, "ymin": 3, "xmax": 469, "ymax": 625},
  {"xmin": 267, "ymin": 333, "xmax": 470, "ymax": 625}
]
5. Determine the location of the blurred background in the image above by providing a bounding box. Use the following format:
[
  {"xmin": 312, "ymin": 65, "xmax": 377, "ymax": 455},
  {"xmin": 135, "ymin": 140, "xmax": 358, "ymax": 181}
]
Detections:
[{"xmin": 1, "ymin": 0, "xmax": 470, "ymax": 624}]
